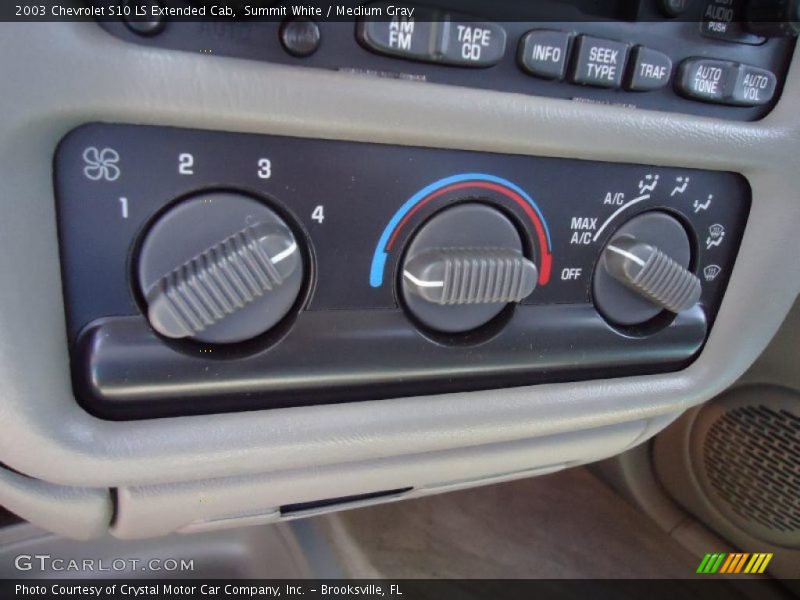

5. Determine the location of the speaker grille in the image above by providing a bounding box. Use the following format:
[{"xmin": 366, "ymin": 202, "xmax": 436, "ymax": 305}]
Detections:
[{"xmin": 703, "ymin": 404, "xmax": 800, "ymax": 534}]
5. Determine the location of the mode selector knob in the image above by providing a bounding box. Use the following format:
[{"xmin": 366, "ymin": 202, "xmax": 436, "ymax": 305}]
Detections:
[
  {"xmin": 137, "ymin": 191, "xmax": 304, "ymax": 344},
  {"xmin": 603, "ymin": 236, "xmax": 701, "ymax": 314},
  {"xmin": 593, "ymin": 211, "xmax": 700, "ymax": 327},
  {"xmin": 400, "ymin": 203, "xmax": 537, "ymax": 333}
]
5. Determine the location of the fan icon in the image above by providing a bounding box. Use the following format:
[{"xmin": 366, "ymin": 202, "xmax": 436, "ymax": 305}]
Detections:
[{"xmin": 82, "ymin": 147, "xmax": 121, "ymax": 182}]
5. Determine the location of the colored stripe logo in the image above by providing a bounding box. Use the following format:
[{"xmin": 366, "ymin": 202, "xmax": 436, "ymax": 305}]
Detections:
[{"xmin": 696, "ymin": 553, "xmax": 773, "ymax": 574}]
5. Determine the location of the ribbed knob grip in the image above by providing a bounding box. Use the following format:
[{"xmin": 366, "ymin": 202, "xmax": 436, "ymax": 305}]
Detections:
[
  {"xmin": 603, "ymin": 236, "xmax": 701, "ymax": 314},
  {"xmin": 403, "ymin": 248, "xmax": 538, "ymax": 306},
  {"xmin": 145, "ymin": 223, "xmax": 299, "ymax": 339}
]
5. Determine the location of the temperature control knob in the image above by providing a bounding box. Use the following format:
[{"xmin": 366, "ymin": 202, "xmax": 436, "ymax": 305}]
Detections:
[
  {"xmin": 137, "ymin": 191, "xmax": 304, "ymax": 344},
  {"xmin": 400, "ymin": 203, "xmax": 537, "ymax": 333},
  {"xmin": 593, "ymin": 211, "xmax": 699, "ymax": 327}
]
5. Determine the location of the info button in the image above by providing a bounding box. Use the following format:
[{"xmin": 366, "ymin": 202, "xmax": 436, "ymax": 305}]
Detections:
[{"xmin": 518, "ymin": 30, "xmax": 572, "ymax": 80}]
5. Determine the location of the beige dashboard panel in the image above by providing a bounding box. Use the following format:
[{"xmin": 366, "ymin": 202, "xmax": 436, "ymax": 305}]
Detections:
[{"xmin": 0, "ymin": 22, "xmax": 797, "ymax": 531}]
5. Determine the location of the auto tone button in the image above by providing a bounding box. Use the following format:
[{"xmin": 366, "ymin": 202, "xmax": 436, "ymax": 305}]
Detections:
[{"xmin": 677, "ymin": 58, "xmax": 737, "ymax": 103}]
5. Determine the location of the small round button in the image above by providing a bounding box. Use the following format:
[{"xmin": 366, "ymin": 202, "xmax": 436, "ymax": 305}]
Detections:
[
  {"xmin": 280, "ymin": 18, "xmax": 321, "ymax": 58},
  {"xmin": 123, "ymin": 0, "xmax": 166, "ymax": 36},
  {"xmin": 659, "ymin": 0, "xmax": 692, "ymax": 18}
]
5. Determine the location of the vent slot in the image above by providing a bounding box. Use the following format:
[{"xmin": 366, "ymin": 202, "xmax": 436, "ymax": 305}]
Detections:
[{"xmin": 279, "ymin": 487, "xmax": 413, "ymax": 516}]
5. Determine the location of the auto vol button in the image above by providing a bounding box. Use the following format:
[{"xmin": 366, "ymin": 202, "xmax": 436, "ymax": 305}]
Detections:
[{"xmin": 729, "ymin": 65, "xmax": 777, "ymax": 106}]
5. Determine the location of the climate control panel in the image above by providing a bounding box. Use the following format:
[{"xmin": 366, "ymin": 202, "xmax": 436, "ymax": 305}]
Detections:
[{"xmin": 55, "ymin": 124, "xmax": 750, "ymax": 418}]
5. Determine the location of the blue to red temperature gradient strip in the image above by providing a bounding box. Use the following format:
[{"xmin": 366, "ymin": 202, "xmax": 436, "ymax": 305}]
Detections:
[{"xmin": 369, "ymin": 173, "xmax": 553, "ymax": 288}]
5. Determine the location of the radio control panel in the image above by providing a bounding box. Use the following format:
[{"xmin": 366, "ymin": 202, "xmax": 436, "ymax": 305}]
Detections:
[
  {"xmin": 98, "ymin": 0, "xmax": 797, "ymax": 121},
  {"xmin": 55, "ymin": 123, "xmax": 750, "ymax": 418}
]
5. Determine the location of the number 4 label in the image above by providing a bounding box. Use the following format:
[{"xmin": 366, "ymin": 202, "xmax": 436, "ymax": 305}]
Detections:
[{"xmin": 312, "ymin": 205, "xmax": 325, "ymax": 224}]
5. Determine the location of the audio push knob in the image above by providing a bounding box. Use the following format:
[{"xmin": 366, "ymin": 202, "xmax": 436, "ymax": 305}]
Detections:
[
  {"xmin": 137, "ymin": 191, "xmax": 304, "ymax": 344},
  {"xmin": 747, "ymin": 0, "xmax": 800, "ymax": 37},
  {"xmin": 400, "ymin": 203, "xmax": 538, "ymax": 333}
]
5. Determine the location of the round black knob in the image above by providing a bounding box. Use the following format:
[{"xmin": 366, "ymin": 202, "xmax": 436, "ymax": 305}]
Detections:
[
  {"xmin": 137, "ymin": 191, "xmax": 304, "ymax": 344},
  {"xmin": 280, "ymin": 18, "xmax": 322, "ymax": 57},
  {"xmin": 593, "ymin": 212, "xmax": 699, "ymax": 327},
  {"xmin": 659, "ymin": 0, "xmax": 693, "ymax": 19},
  {"xmin": 748, "ymin": 0, "xmax": 800, "ymax": 36},
  {"xmin": 400, "ymin": 203, "xmax": 538, "ymax": 333},
  {"xmin": 122, "ymin": 0, "xmax": 166, "ymax": 36}
]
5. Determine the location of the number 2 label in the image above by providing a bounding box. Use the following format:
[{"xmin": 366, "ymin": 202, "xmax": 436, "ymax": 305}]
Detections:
[{"xmin": 178, "ymin": 153, "xmax": 194, "ymax": 175}]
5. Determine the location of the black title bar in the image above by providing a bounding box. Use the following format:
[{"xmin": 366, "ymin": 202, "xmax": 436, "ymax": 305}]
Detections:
[{"xmin": 4, "ymin": 0, "xmax": 798, "ymax": 23}]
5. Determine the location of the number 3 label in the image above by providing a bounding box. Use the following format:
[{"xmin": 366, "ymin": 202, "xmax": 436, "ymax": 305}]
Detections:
[{"xmin": 257, "ymin": 158, "xmax": 272, "ymax": 180}]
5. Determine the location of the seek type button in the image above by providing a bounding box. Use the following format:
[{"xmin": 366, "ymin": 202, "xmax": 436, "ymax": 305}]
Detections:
[
  {"xmin": 439, "ymin": 18, "xmax": 506, "ymax": 67},
  {"xmin": 518, "ymin": 30, "xmax": 572, "ymax": 80},
  {"xmin": 627, "ymin": 46, "xmax": 672, "ymax": 91},
  {"xmin": 677, "ymin": 58, "xmax": 737, "ymax": 103},
  {"xmin": 570, "ymin": 35, "xmax": 629, "ymax": 88}
]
